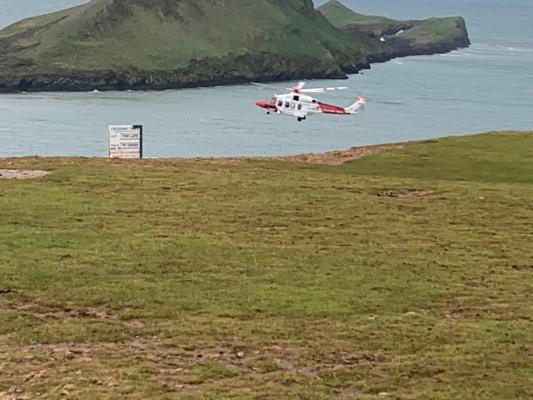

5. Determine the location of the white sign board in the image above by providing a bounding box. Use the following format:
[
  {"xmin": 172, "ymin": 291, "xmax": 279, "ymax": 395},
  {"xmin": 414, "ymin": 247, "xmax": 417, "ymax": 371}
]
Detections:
[{"xmin": 109, "ymin": 125, "xmax": 143, "ymax": 159}]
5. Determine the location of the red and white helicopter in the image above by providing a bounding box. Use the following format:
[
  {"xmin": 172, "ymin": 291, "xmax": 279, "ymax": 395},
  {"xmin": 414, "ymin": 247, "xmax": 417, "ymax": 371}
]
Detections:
[{"xmin": 255, "ymin": 82, "xmax": 366, "ymax": 121}]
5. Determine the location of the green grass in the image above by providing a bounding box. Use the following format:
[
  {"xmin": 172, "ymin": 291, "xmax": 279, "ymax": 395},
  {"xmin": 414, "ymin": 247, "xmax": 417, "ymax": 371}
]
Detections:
[
  {"xmin": 1, "ymin": 131, "xmax": 532, "ymax": 399},
  {"xmin": 318, "ymin": 0, "xmax": 400, "ymax": 30},
  {"xmin": 403, "ymin": 17, "xmax": 466, "ymax": 43},
  {"xmin": 338, "ymin": 132, "xmax": 533, "ymax": 183}
]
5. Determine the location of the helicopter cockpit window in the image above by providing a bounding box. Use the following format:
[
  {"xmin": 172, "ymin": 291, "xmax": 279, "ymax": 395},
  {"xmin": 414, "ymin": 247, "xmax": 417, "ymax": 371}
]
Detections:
[
  {"xmin": 278, "ymin": 100, "xmax": 283, "ymax": 107},
  {"xmin": 285, "ymin": 102, "xmax": 290, "ymax": 108}
]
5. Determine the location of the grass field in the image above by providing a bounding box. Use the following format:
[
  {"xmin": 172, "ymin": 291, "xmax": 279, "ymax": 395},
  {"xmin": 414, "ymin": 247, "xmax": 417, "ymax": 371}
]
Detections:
[{"xmin": 1, "ymin": 132, "xmax": 532, "ymax": 399}]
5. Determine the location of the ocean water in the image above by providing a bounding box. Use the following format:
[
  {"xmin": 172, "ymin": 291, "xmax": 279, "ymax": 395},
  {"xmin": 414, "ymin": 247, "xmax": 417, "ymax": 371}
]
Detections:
[{"xmin": 0, "ymin": 0, "xmax": 532, "ymax": 157}]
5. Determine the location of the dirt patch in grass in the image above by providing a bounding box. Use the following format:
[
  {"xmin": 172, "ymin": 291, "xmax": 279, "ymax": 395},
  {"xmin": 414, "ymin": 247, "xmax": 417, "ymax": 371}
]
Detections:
[
  {"xmin": 377, "ymin": 189, "xmax": 434, "ymax": 198},
  {"xmin": 266, "ymin": 143, "xmax": 406, "ymax": 165},
  {"xmin": 0, "ymin": 337, "xmax": 393, "ymax": 398},
  {"xmin": 0, "ymin": 170, "xmax": 49, "ymax": 179},
  {"xmin": 199, "ymin": 143, "xmax": 408, "ymax": 166},
  {"xmin": 511, "ymin": 264, "xmax": 533, "ymax": 271},
  {"xmin": 7, "ymin": 301, "xmax": 146, "ymax": 329},
  {"xmin": 9, "ymin": 302, "xmax": 113, "ymax": 320}
]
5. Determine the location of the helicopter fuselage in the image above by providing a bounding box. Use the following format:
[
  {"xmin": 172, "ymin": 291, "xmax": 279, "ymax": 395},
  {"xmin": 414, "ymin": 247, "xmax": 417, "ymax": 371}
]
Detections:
[{"xmin": 256, "ymin": 92, "xmax": 362, "ymax": 121}]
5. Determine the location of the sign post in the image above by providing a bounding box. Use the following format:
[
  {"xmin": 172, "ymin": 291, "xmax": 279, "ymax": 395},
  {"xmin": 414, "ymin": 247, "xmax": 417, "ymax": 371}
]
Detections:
[{"xmin": 108, "ymin": 125, "xmax": 143, "ymax": 159}]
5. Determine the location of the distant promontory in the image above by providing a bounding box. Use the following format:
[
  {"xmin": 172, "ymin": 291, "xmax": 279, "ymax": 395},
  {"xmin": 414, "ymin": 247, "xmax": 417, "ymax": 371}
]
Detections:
[
  {"xmin": 0, "ymin": 0, "xmax": 470, "ymax": 92},
  {"xmin": 318, "ymin": 0, "xmax": 471, "ymax": 63}
]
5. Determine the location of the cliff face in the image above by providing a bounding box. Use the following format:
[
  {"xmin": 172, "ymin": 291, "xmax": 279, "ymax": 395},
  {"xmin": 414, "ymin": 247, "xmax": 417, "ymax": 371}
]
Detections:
[
  {"xmin": 0, "ymin": 0, "xmax": 470, "ymax": 92},
  {"xmin": 318, "ymin": 0, "xmax": 471, "ymax": 63}
]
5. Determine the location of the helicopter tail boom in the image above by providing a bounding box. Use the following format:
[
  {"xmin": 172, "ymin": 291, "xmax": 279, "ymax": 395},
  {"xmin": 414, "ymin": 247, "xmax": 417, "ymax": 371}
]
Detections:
[
  {"xmin": 344, "ymin": 96, "xmax": 367, "ymax": 114},
  {"xmin": 316, "ymin": 96, "xmax": 366, "ymax": 115}
]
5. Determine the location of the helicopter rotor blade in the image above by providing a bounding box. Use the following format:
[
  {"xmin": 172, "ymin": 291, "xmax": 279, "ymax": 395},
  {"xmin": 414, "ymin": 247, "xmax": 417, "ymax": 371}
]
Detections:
[
  {"xmin": 291, "ymin": 82, "xmax": 306, "ymax": 91},
  {"xmin": 298, "ymin": 86, "xmax": 349, "ymax": 94},
  {"xmin": 298, "ymin": 88, "xmax": 326, "ymax": 93},
  {"xmin": 250, "ymin": 82, "xmax": 284, "ymax": 90},
  {"xmin": 252, "ymin": 81, "xmax": 350, "ymax": 94},
  {"xmin": 356, "ymin": 96, "xmax": 367, "ymax": 105}
]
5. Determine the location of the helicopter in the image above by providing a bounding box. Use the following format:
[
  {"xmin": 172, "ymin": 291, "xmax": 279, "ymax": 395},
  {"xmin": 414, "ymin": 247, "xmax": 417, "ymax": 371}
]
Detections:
[{"xmin": 255, "ymin": 82, "xmax": 366, "ymax": 121}]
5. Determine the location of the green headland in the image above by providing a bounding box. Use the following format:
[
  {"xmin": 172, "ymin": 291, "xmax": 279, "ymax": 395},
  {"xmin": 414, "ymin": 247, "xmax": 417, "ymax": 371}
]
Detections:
[
  {"xmin": 0, "ymin": 0, "xmax": 469, "ymax": 92},
  {"xmin": 1, "ymin": 131, "xmax": 531, "ymax": 398},
  {"xmin": 318, "ymin": 0, "xmax": 471, "ymax": 62}
]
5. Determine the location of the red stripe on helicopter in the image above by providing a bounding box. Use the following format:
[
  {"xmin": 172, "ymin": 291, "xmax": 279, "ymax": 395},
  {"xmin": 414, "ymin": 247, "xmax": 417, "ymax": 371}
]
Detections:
[
  {"xmin": 255, "ymin": 100, "xmax": 277, "ymax": 112},
  {"xmin": 317, "ymin": 101, "xmax": 347, "ymax": 114}
]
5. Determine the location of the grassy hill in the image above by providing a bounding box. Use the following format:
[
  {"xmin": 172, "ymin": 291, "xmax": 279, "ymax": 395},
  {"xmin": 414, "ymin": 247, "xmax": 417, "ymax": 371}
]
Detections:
[
  {"xmin": 318, "ymin": 0, "xmax": 470, "ymax": 61},
  {"xmin": 1, "ymin": 131, "xmax": 532, "ymax": 399},
  {"xmin": 0, "ymin": 0, "xmax": 367, "ymax": 91},
  {"xmin": 318, "ymin": 0, "xmax": 404, "ymax": 36},
  {"xmin": 0, "ymin": 0, "xmax": 470, "ymax": 92}
]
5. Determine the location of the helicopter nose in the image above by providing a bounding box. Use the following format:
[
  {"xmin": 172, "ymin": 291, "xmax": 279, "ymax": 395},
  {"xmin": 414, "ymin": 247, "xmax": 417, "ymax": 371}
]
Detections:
[{"xmin": 255, "ymin": 100, "xmax": 268, "ymax": 109}]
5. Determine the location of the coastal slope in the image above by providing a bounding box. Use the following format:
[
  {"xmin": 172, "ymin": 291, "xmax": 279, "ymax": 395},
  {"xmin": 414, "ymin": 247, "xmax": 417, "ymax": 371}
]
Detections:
[{"xmin": 318, "ymin": 0, "xmax": 471, "ymax": 62}]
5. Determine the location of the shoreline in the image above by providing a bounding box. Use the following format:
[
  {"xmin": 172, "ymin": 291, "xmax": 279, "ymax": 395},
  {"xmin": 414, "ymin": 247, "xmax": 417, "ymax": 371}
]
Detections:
[
  {"xmin": 0, "ymin": 33, "xmax": 469, "ymax": 94},
  {"xmin": 0, "ymin": 38, "xmax": 466, "ymax": 94}
]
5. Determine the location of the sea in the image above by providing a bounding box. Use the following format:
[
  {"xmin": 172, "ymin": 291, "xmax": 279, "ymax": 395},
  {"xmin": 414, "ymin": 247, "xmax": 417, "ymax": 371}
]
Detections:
[{"xmin": 0, "ymin": 0, "xmax": 532, "ymax": 157}]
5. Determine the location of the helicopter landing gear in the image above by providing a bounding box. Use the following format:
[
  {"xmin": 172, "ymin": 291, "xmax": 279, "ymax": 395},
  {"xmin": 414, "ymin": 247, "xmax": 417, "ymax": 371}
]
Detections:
[{"xmin": 297, "ymin": 117, "xmax": 306, "ymax": 122}]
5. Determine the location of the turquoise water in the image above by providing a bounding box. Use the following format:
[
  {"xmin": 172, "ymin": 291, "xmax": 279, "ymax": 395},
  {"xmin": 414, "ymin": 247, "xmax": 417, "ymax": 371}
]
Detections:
[{"xmin": 1, "ymin": 0, "xmax": 532, "ymax": 157}]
